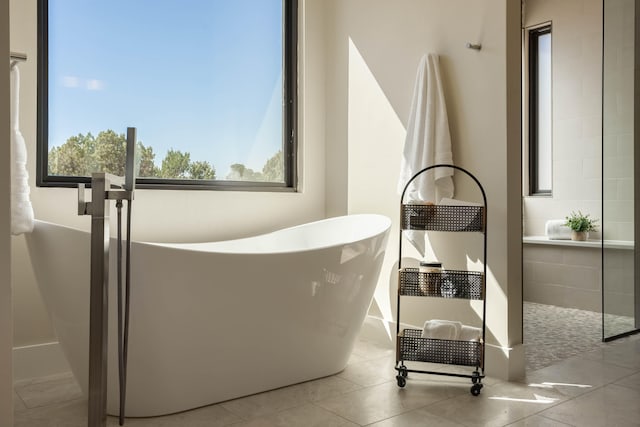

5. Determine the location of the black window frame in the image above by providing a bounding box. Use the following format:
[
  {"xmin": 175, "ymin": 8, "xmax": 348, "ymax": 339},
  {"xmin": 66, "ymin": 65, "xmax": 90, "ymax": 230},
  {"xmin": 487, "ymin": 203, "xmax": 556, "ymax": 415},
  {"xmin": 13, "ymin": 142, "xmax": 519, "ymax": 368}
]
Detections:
[
  {"xmin": 528, "ymin": 24, "xmax": 552, "ymax": 196},
  {"xmin": 36, "ymin": 0, "xmax": 298, "ymax": 192}
]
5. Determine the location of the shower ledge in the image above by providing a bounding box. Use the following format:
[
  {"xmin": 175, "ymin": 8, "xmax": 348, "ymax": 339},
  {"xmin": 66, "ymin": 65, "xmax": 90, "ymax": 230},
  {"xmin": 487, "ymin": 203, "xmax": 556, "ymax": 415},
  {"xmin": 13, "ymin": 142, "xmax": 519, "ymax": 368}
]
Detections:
[{"xmin": 522, "ymin": 235, "xmax": 633, "ymax": 250}]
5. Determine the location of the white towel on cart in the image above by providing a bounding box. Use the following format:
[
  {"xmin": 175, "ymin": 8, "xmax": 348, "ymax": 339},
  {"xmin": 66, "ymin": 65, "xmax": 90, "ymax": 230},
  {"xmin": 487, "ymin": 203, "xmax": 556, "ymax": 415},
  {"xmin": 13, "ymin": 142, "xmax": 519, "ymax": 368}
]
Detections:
[
  {"xmin": 421, "ymin": 319, "xmax": 462, "ymax": 340},
  {"xmin": 459, "ymin": 325, "xmax": 482, "ymax": 342}
]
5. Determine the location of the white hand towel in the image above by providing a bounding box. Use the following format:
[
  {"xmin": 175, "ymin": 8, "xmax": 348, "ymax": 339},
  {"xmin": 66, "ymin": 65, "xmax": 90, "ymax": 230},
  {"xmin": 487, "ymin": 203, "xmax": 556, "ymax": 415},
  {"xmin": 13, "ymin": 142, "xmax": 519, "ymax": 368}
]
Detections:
[
  {"xmin": 439, "ymin": 197, "xmax": 481, "ymax": 207},
  {"xmin": 421, "ymin": 319, "xmax": 462, "ymax": 340},
  {"xmin": 10, "ymin": 65, "xmax": 34, "ymax": 235},
  {"xmin": 545, "ymin": 219, "xmax": 572, "ymax": 240},
  {"xmin": 459, "ymin": 325, "xmax": 482, "ymax": 342},
  {"xmin": 398, "ymin": 54, "xmax": 454, "ymax": 257}
]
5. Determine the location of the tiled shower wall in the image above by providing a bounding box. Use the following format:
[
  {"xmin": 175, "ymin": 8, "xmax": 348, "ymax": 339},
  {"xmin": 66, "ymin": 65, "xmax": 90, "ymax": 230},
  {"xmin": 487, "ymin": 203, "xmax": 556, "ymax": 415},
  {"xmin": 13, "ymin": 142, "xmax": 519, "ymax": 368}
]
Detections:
[
  {"xmin": 524, "ymin": 243, "xmax": 634, "ymax": 316},
  {"xmin": 524, "ymin": 244, "xmax": 601, "ymax": 312},
  {"xmin": 602, "ymin": 0, "xmax": 635, "ymax": 241},
  {"xmin": 522, "ymin": 0, "xmax": 603, "ymax": 237}
]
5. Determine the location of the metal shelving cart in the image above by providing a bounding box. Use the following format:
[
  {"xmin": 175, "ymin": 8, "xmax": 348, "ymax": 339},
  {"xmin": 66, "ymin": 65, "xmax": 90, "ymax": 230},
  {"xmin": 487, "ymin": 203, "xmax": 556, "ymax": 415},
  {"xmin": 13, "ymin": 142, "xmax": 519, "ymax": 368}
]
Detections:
[{"xmin": 395, "ymin": 164, "xmax": 487, "ymax": 396}]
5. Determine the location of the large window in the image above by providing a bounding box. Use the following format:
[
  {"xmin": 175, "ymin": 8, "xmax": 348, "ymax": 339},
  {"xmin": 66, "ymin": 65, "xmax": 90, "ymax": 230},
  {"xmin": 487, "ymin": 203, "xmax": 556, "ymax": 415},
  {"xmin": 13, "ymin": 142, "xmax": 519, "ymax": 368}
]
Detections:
[
  {"xmin": 37, "ymin": 0, "xmax": 297, "ymax": 190},
  {"xmin": 527, "ymin": 24, "xmax": 552, "ymax": 195}
]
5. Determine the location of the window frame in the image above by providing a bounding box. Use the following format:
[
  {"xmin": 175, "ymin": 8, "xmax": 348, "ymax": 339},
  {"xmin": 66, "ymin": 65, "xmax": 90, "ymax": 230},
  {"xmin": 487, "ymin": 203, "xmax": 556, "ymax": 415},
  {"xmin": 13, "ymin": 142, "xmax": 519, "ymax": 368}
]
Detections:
[
  {"xmin": 36, "ymin": 0, "xmax": 298, "ymax": 192},
  {"xmin": 527, "ymin": 23, "xmax": 552, "ymax": 196}
]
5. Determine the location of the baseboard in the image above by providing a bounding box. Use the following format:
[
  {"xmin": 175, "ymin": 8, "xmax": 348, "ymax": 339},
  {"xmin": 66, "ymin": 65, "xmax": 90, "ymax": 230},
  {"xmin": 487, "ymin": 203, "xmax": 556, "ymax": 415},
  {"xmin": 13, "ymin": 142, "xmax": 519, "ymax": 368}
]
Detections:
[{"xmin": 13, "ymin": 342, "xmax": 71, "ymax": 382}]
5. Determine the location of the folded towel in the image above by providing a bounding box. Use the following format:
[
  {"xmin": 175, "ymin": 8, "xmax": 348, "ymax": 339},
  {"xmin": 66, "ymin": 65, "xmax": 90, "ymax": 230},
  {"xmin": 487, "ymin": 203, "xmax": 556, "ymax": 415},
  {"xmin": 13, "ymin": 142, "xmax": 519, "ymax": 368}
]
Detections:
[
  {"xmin": 439, "ymin": 197, "xmax": 481, "ymax": 207},
  {"xmin": 459, "ymin": 325, "xmax": 482, "ymax": 342},
  {"xmin": 545, "ymin": 219, "xmax": 572, "ymax": 240},
  {"xmin": 421, "ymin": 319, "xmax": 462, "ymax": 340}
]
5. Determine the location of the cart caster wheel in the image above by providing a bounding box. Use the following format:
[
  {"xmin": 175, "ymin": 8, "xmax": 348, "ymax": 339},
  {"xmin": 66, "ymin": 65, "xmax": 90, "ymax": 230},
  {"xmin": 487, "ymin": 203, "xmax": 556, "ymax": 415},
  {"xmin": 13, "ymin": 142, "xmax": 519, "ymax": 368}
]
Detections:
[
  {"xmin": 396, "ymin": 375, "xmax": 407, "ymax": 388},
  {"xmin": 399, "ymin": 365, "xmax": 408, "ymax": 378},
  {"xmin": 471, "ymin": 371, "xmax": 481, "ymax": 384},
  {"xmin": 470, "ymin": 383, "xmax": 483, "ymax": 396}
]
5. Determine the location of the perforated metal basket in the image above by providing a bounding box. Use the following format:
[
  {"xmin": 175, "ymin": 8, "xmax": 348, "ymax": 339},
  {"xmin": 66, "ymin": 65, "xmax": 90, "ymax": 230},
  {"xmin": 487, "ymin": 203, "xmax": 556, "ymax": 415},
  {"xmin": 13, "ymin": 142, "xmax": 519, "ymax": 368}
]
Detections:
[
  {"xmin": 398, "ymin": 269, "xmax": 484, "ymax": 299},
  {"xmin": 397, "ymin": 328, "xmax": 483, "ymax": 367},
  {"xmin": 401, "ymin": 204, "xmax": 484, "ymax": 232}
]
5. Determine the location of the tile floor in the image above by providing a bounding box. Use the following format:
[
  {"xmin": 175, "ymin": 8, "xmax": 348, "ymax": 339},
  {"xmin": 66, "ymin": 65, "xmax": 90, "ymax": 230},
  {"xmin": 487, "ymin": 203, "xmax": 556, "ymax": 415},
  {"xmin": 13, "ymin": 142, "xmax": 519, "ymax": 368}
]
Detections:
[
  {"xmin": 13, "ymin": 329, "xmax": 640, "ymax": 426},
  {"xmin": 523, "ymin": 302, "xmax": 615, "ymax": 372}
]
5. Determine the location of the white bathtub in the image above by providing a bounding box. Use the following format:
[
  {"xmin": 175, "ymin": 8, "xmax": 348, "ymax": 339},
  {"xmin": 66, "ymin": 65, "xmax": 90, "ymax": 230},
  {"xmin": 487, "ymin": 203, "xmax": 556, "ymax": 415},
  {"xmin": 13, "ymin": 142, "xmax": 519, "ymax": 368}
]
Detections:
[{"xmin": 25, "ymin": 214, "xmax": 391, "ymax": 417}]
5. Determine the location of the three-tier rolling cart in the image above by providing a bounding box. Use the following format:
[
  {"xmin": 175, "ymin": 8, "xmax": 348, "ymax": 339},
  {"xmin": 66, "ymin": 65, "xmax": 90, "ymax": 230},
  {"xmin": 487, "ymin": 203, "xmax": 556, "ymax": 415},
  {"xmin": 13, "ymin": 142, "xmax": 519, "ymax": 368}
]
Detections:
[{"xmin": 395, "ymin": 164, "xmax": 487, "ymax": 396}]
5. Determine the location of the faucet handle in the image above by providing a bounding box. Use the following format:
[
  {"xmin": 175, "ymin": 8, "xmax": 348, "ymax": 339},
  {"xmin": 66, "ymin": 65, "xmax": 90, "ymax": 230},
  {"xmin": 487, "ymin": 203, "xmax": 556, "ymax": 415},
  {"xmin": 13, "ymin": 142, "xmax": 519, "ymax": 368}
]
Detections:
[{"xmin": 77, "ymin": 183, "xmax": 92, "ymax": 215}]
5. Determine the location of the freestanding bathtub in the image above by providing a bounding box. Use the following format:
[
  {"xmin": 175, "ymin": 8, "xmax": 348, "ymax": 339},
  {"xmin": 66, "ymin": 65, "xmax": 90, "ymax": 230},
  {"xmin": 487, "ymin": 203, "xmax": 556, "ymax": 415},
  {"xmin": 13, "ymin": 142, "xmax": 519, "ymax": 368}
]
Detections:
[{"xmin": 25, "ymin": 214, "xmax": 391, "ymax": 417}]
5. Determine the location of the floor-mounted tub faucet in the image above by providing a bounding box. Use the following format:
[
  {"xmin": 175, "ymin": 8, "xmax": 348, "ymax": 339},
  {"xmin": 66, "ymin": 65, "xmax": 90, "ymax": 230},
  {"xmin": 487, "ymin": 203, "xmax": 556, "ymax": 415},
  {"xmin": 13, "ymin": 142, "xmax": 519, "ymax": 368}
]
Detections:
[{"xmin": 78, "ymin": 127, "xmax": 137, "ymax": 427}]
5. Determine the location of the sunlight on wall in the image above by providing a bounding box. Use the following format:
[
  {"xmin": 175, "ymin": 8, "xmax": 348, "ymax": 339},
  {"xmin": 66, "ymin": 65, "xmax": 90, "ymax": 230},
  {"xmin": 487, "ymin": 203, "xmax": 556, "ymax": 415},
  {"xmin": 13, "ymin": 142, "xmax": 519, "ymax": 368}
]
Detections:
[{"xmin": 346, "ymin": 36, "xmax": 406, "ymax": 338}]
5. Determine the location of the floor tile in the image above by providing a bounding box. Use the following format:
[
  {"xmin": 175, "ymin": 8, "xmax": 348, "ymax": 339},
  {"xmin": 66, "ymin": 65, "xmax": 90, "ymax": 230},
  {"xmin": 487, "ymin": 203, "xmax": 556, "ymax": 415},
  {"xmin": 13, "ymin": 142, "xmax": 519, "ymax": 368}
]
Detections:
[
  {"xmin": 316, "ymin": 377, "xmax": 465, "ymax": 425},
  {"xmin": 14, "ymin": 372, "xmax": 83, "ymax": 409},
  {"xmin": 337, "ymin": 355, "xmax": 396, "ymax": 387},
  {"xmin": 14, "ymin": 399, "xmax": 88, "ymax": 427},
  {"xmin": 578, "ymin": 338, "xmax": 640, "ymax": 371},
  {"xmin": 264, "ymin": 403, "xmax": 357, "ymax": 427},
  {"xmin": 505, "ymin": 414, "xmax": 575, "ymax": 426},
  {"xmin": 537, "ymin": 384, "xmax": 640, "ymax": 427},
  {"xmin": 220, "ymin": 384, "xmax": 309, "ymax": 420},
  {"xmin": 523, "ymin": 356, "xmax": 636, "ymax": 398},
  {"xmin": 365, "ymin": 406, "xmax": 466, "ymax": 426},
  {"xmin": 422, "ymin": 379, "xmax": 569, "ymax": 427},
  {"xmin": 615, "ymin": 371, "xmax": 640, "ymax": 393},
  {"xmin": 287, "ymin": 375, "xmax": 362, "ymax": 402},
  {"xmin": 120, "ymin": 403, "xmax": 242, "ymax": 426},
  {"xmin": 226, "ymin": 403, "xmax": 359, "ymax": 427}
]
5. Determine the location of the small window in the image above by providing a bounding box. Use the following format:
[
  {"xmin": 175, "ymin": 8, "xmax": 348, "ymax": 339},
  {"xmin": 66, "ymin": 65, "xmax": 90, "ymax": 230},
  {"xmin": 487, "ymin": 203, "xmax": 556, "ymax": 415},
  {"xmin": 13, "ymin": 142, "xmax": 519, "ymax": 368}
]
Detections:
[
  {"xmin": 37, "ymin": 0, "xmax": 298, "ymax": 190},
  {"xmin": 527, "ymin": 24, "xmax": 552, "ymax": 195}
]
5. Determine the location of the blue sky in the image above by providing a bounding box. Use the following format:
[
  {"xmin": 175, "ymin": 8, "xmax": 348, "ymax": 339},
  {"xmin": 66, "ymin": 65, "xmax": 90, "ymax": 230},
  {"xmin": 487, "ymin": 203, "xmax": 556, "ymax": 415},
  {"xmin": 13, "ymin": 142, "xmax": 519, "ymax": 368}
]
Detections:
[{"xmin": 48, "ymin": 0, "xmax": 283, "ymax": 177}]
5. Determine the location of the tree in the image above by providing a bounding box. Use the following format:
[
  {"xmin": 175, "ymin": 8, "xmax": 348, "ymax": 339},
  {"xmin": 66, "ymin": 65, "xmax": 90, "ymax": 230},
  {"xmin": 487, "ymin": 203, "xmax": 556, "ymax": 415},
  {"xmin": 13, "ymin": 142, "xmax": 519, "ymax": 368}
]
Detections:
[
  {"xmin": 48, "ymin": 130, "xmax": 162, "ymax": 178},
  {"xmin": 94, "ymin": 130, "xmax": 126, "ymax": 176},
  {"xmin": 262, "ymin": 150, "xmax": 284, "ymax": 182},
  {"xmin": 137, "ymin": 143, "xmax": 159, "ymax": 178},
  {"xmin": 48, "ymin": 130, "xmax": 221, "ymax": 181},
  {"xmin": 160, "ymin": 149, "xmax": 191, "ymax": 178},
  {"xmin": 189, "ymin": 161, "xmax": 216, "ymax": 180},
  {"xmin": 227, "ymin": 163, "xmax": 263, "ymax": 181},
  {"xmin": 48, "ymin": 132, "xmax": 96, "ymax": 176}
]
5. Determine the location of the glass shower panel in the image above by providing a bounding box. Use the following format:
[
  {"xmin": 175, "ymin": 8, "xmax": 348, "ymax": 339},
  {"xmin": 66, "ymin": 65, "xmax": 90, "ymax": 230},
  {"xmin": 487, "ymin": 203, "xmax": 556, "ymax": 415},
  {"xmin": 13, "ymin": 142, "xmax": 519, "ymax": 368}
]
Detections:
[{"xmin": 602, "ymin": 0, "xmax": 638, "ymax": 340}]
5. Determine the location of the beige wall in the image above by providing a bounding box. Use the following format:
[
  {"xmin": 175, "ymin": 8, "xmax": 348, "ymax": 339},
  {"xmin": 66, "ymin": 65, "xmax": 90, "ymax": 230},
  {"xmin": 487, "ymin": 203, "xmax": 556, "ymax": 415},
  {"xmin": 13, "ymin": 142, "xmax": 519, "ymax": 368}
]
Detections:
[
  {"xmin": 523, "ymin": 0, "xmax": 603, "ymax": 237},
  {"xmin": 10, "ymin": 0, "xmax": 525, "ymax": 381},
  {"xmin": 1, "ymin": 0, "xmax": 14, "ymax": 423},
  {"xmin": 324, "ymin": 0, "xmax": 523, "ymax": 379}
]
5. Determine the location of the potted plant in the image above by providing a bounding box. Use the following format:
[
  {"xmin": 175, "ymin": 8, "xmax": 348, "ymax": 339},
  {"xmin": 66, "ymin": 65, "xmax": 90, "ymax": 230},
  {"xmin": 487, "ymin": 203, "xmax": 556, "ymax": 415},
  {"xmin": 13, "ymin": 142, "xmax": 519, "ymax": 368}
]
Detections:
[{"xmin": 564, "ymin": 211, "xmax": 598, "ymax": 241}]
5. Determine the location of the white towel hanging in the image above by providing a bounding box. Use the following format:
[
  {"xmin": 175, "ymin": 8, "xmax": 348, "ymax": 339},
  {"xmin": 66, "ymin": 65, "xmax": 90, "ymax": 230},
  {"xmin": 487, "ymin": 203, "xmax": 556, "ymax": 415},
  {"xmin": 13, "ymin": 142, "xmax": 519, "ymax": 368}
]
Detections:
[
  {"xmin": 398, "ymin": 54, "xmax": 454, "ymax": 256},
  {"xmin": 10, "ymin": 64, "xmax": 35, "ymax": 235}
]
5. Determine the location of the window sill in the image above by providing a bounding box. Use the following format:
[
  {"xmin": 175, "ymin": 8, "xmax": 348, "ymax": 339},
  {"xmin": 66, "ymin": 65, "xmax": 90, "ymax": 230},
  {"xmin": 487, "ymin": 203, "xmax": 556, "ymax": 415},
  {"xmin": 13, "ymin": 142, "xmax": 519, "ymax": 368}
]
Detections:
[{"xmin": 522, "ymin": 235, "xmax": 633, "ymax": 250}]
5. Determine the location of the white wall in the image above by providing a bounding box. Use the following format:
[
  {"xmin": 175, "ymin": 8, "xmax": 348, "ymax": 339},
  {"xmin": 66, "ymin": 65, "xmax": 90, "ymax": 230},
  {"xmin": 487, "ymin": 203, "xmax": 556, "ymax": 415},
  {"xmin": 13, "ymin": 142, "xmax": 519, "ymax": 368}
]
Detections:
[
  {"xmin": 10, "ymin": 0, "xmax": 328, "ymax": 348},
  {"xmin": 324, "ymin": 0, "xmax": 524, "ymax": 380},
  {"xmin": 523, "ymin": 0, "xmax": 603, "ymax": 237},
  {"xmin": 1, "ymin": 0, "xmax": 14, "ymax": 423},
  {"xmin": 10, "ymin": 0, "xmax": 525, "ymax": 382}
]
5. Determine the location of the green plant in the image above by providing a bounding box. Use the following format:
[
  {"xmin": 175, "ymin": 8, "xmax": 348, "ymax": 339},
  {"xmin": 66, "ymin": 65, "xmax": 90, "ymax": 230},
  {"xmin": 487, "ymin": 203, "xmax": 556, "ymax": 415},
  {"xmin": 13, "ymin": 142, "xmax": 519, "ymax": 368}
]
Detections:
[{"xmin": 564, "ymin": 211, "xmax": 599, "ymax": 232}]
